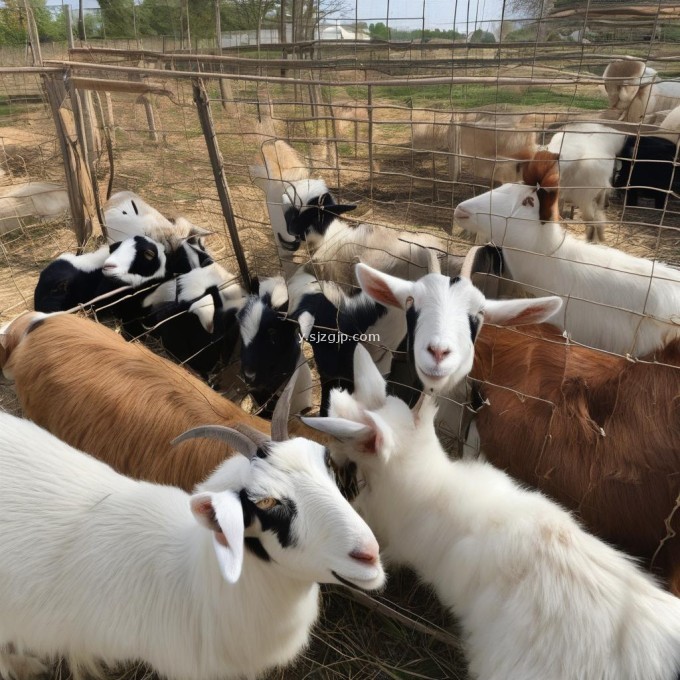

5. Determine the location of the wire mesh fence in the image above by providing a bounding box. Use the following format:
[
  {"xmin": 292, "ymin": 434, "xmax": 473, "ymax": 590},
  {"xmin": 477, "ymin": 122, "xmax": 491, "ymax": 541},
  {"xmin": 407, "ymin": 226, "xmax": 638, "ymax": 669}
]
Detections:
[{"xmin": 1, "ymin": 1, "xmax": 680, "ymax": 676}]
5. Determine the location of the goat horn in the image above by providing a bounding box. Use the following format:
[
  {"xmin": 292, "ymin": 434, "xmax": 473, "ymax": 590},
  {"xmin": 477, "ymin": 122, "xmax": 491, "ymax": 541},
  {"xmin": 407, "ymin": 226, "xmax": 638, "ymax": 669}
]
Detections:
[
  {"xmin": 461, "ymin": 245, "xmax": 482, "ymax": 279},
  {"xmin": 271, "ymin": 366, "xmax": 301, "ymax": 442},
  {"xmin": 232, "ymin": 423, "xmax": 271, "ymax": 449},
  {"xmin": 171, "ymin": 426, "xmax": 258, "ymax": 459},
  {"xmin": 426, "ymin": 248, "xmax": 441, "ymax": 275}
]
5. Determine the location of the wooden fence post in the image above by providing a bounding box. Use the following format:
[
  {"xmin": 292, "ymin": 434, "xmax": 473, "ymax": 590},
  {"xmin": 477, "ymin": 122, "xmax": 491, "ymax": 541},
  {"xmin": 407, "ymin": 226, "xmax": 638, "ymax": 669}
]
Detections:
[
  {"xmin": 193, "ymin": 78, "xmax": 252, "ymax": 292},
  {"xmin": 43, "ymin": 71, "xmax": 101, "ymax": 247}
]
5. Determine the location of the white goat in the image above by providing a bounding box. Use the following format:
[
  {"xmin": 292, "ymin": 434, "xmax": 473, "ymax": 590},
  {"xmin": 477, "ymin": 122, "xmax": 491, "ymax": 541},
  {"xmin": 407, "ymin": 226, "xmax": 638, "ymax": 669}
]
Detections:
[
  {"xmin": 546, "ymin": 122, "xmax": 628, "ymax": 242},
  {"xmin": 453, "ymin": 151, "xmax": 680, "ymax": 357},
  {"xmin": 304, "ymin": 345, "xmax": 680, "ymax": 680},
  {"xmin": 355, "ymin": 257, "xmax": 562, "ymax": 445},
  {"xmin": 0, "ymin": 182, "xmax": 70, "ymax": 235},
  {"xmin": 0, "ymin": 403, "xmax": 384, "ymax": 680},
  {"xmin": 603, "ymin": 59, "xmax": 680, "ymax": 123},
  {"xmin": 104, "ymin": 191, "xmax": 210, "ymax": 246}
]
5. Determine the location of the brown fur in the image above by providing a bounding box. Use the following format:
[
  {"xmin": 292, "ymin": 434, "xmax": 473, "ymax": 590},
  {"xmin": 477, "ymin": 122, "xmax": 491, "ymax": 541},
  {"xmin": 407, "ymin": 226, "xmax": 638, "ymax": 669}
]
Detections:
[
  {"xmin": 470, "ymin": 323, "xmax": 680, "ymax": 592},
  {"xmin": 1, "ymin": 313, "xmax": 324, "ymax": 492},
  {"xmin": 521, "ymin": 150, "xmax": 561, "ymax": 223}
]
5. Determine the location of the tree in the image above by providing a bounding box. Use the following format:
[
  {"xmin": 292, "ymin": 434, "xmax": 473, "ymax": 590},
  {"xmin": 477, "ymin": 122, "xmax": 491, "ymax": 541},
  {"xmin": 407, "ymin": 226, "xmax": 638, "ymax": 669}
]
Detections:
[
  {"xmin": 506, "ymin": 0, "xmax": 555, "ymax": 41},
  {"xmin": 98, "ymin": 0, "xmax": 134, "ymax": 38},
  {"xmin": 369, "ymin": 22, "xmax": 389, "ymax": 40},
  {"xmin": 468, "ymin": 28, "xmax": 496, "ymax": 43}
]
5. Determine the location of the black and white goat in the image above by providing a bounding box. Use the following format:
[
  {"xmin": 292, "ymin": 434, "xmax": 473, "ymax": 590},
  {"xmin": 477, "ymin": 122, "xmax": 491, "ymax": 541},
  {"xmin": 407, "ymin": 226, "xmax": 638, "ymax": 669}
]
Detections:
[
  {"xmin": 238, "ymin": 266, "xmax": 407, "ymax": 416},
  {"xmin": 34, "ymin": 235, "xmax": 169, "ymax": 314},
  {"xmin": 140, "ymin": 263, "xmax": 246, "ymax": 376}
]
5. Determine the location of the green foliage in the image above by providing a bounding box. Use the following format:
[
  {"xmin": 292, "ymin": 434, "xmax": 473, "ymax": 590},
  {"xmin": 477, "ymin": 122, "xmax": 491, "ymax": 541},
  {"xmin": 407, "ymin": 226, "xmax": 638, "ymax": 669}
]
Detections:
[
  {"xmin": 468, "ymin": 28, "xmax": 496, "ymax": 43},
  {"xmin": 346, "ymin": 82, "xmax": 606, "ymax": 110},
  {"xmin": 0, "ymin": 0, "xmax": 55, "ymax": 45},
  {"xmin": 369, "ymin": 22, "xmax": 389, "ymax": 40},
  {"xmin": 504, "ymin": 25, "xmax": 538, "ymax": 42},
  {"xmin": 99, "ymin": 0, "xmax": 139, "ymax": 38},
  {"xmin": 661, "ymin": 25, "xmax": 680, "ymax": 42}
]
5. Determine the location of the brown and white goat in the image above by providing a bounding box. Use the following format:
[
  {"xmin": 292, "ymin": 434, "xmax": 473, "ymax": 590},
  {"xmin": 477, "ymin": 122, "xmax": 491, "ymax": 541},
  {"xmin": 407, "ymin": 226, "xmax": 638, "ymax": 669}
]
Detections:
[
  {"xmin": 469, "ymin": 322, "xmax": 680, "ymax": 594},
  {"xmin": 0, "ymin": 312, "xmax": 322, "ymax": 491}
]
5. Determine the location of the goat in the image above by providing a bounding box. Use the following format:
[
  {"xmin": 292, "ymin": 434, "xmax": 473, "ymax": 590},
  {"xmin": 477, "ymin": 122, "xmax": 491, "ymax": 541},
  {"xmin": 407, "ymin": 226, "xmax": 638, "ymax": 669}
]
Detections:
[
  {"xmin": 603, "ymin": 59, "xmax": 680, "ymax": 123},
  {"xmin": 447, "ymin": 111, "xmax": 539, "ymax": 185},
  {"xmin": 34, "ymin": 235, "xmax": 170, "ymax": 314},
  {"xmin": 0, "ymin": 311, "xmax": 325, "ymax": 491},
  {"xmin": 465, "ymin": 321, "xmax": 680, "ymax": 594},
  {"xmin": 238, "ymin": 266, "xmax": 406, "ymax": 415},
  {"xmin": 304, "ymin": 345, "xmax": 680, "ymax": 680},
  {"xmin": 614, "ymin": 135, "xmax": 680, "ymax": 210},
  {"xmin": 103, "ymin": 191, "xmax": 210, "ymax": 247},
  {"xmin": 250, "ymin": 140, "xmax": 463, "ymax": 285},
  {"xmin": 140, "ymin": 263, "xmax": 246, "ymax": 376},
  {"xmin": 453, "ymin": 150, "xmax": 680, "ymax": 357},
  {"xmin": 546, "ymin": 122, "xmax": 628, "ymax": 242},
  {"xmin": 354, "ymin": 255, "xmax": 562, "ymax": 446},
  {"xmin": 0, "ymin": 392, "xmax": 384, "ymax": 680},
  {"xmin": 0, "ymin": 182, "xmax": 70, "ymax": 235}
]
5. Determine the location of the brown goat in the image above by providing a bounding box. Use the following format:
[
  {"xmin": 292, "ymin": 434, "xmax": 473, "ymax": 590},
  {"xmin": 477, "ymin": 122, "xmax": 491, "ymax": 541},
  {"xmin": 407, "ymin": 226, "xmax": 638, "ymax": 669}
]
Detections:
[
  {"xmin": 0, "ymin": 312, "xmax": 323, "ymax": 492},
  {"xmin": 469, "ymin": 322, "xmax": 680, "ymax": 593}
]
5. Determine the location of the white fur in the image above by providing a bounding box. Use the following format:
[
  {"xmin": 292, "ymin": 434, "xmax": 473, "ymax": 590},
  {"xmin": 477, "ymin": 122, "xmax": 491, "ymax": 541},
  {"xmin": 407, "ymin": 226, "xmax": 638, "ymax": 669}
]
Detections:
[
  {"xmin": 102, "ymin": 237, "xmax": 167, "ymax": 288},
  {"xmin": 104, "ymin": 192, "xmax": 209, "ymax": 248},
  {"xmin": 60, "ymin": 246, "xmax": 111, "ymax": 272},
  {"xmin": 454, "ymin": 182, "xmax": 680, "ymax": 356},
  {"xmin": 547, "ymin": 123, "xmax": 628, "ymax": 242},
  {"xmin": 304, "ymin": 347, "xmax": 680, "ymax": 680},
  {"xmin": 356, "ymin": 263, "xmax": 561, "ymax": 394},
  {"xmin": 0, "ymin": 413, "xmax": 384, "ymax": 680}
]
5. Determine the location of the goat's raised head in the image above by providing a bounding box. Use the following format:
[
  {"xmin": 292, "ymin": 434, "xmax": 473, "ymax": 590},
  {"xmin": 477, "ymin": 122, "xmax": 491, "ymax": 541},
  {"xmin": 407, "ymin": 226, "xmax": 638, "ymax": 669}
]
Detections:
[
  {"xmin": 602, "ymin": 60, "xmax": 655, "ymax": 110},
  {"xmin": 355, "ymin": 262, "xmax": 562, "ymax": 394},
  {"xmin": 454, "ymin": 150, "xmax": 560, "ymax": 242},
  {"xmin": 237, "ymin": 276, "xmax": 299, "ymax": 395},
  {"xmin": 179, "ymin": 370, "xmax": 385, "ymax": 590},
  {"xmin": 281, "ymin": 179, "xmax": 357, "ymax": 250}
]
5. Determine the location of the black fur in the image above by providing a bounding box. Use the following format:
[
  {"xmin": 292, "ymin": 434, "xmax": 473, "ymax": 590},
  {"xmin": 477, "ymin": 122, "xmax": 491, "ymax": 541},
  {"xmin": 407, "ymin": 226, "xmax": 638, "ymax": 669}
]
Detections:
[
  {"xmin": 615, "ymin": 136, "xmax": 679, "ymax": 210},
  {"xmin": 285, "ymin": 191, "xmax": 357, "ymax": 241},
  {"xmin": 239, "ymin": 489, "xmax": 298, "ymax": 549}
]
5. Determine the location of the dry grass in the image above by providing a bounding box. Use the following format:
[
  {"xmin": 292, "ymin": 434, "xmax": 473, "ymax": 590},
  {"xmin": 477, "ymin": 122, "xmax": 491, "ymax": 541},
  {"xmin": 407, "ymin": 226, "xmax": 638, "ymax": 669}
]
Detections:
[{"xmin": 1, "ymin": 50, "xmax": 679, "ymax": 680}]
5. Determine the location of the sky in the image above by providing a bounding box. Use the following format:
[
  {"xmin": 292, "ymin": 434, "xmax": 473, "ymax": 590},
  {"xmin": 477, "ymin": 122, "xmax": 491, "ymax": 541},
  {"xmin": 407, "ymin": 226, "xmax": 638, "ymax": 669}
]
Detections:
[
  {"xmin": 47, "ymin": 0, "xmax": 514, "ymax": 33},
  {"xmin": 342, "ymin": 0, "xmax": 511, "ymax": 32}
]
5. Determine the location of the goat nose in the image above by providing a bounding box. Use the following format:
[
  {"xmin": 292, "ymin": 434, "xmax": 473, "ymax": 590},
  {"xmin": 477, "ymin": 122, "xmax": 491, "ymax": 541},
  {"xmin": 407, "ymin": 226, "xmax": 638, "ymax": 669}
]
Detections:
[
  {"xmin": 454, "ymin": 206, "xmax": 470, "ymax": 220},
  {"xmin": 427, "ymin": 345, "xmax": 451, "ymax": 364},
  {"xmin": 349, "ymin": 542, "xmax": 379, "ymax": 566},
  {"xmin": 243, "ymin": 370, "xmax": 256, "ymax": 383}
]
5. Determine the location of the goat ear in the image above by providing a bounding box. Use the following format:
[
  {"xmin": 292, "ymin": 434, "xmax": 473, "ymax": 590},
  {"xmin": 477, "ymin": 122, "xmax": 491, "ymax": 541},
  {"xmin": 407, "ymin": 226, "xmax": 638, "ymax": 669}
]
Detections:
[
  {"xmin": 355, "ymin": 263, "xmax": 414, "ymax": 309},
  {"xmin": 189, "ymin": 294, "xmax": 216, "ymax": 333},
  {"xmin": 186, "ymin": 224, "xmax": 212, "ymax": 239},
  {"xmin": 191, "ymin": 491, "xmax": 244, "ymax": 584},
  {"xmin": 353, "ymin": 344, "xmax": 386, "ymax": 410},
  {"xmin": 301, "ymin": 416, "xmax": 373, "ymax": 442},
  {"xmin": 298, "ymin": 311, "xmax": 315, "ymax": 340},
  {"xmin": 484, "ymin": 295, "xmax": 562, "ymax": 327},
  {"xmin": 325, "ymin": 204, "xmax": 357, "ymax": 217}
]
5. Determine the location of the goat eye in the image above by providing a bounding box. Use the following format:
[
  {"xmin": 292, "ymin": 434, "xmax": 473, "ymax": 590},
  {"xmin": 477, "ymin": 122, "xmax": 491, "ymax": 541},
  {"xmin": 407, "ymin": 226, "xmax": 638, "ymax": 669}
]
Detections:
[
  {"xmin": 255, "ymin": 497, "xmax": 279, "ymax": 510},
  {"xmin": 143, "ymin": 249, "xmax": 155, "ymax": 261},
  {"xmin": 268, "ymin": 328, "xmax": 277, "ymax": 342}
]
